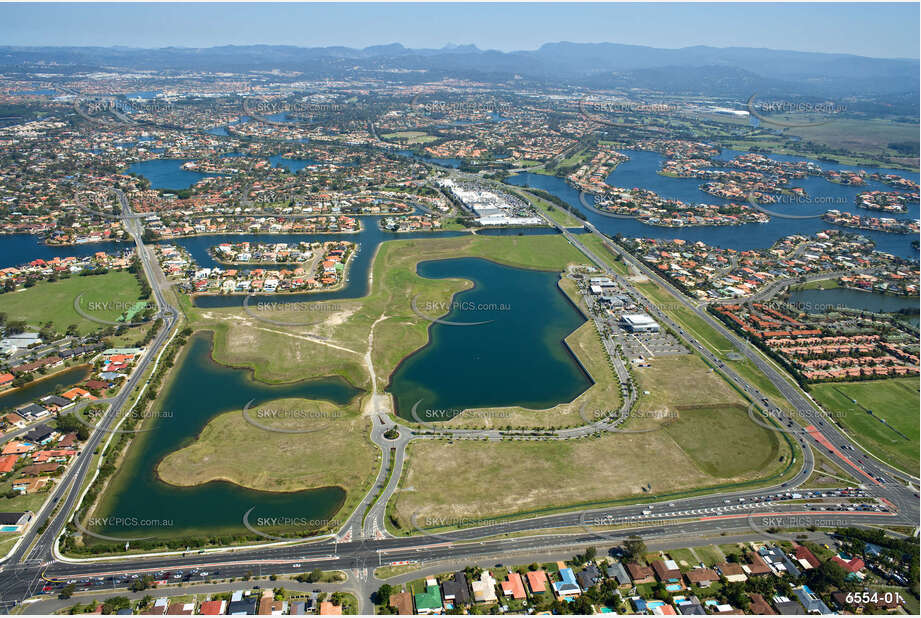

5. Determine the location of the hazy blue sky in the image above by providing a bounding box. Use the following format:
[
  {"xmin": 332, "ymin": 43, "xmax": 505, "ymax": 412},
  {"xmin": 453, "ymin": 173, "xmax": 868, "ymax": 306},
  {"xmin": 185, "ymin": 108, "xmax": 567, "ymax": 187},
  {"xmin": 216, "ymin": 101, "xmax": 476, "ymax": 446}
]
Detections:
[{"xmin": 2, "ymin": 3, "xmax": 918, "ymax": 59}]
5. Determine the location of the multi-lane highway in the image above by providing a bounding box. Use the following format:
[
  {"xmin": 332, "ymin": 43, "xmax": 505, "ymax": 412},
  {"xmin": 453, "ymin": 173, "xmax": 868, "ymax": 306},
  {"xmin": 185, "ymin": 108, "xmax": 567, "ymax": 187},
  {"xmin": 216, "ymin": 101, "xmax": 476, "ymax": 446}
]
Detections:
[{"xmin": 0, "ymin": 176, "xmax": 916, "ymax": 613}]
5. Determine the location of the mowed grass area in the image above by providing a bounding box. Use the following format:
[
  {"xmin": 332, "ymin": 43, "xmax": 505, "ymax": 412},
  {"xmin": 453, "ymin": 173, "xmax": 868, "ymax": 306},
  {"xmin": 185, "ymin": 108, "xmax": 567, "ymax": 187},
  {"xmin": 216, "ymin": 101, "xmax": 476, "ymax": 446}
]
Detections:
[
  {"xmin": 810, "ymin": 378, "xmax": 919, "ymax": 474},
  {"xmin": 157, "ymin": 396, "xmax": 378, "ymax": 522},
  {"xmin": 0, "ymin": 271, "xmax": 145, "ymax": 335},
  {"xmin": 381, "ymin": 131, "xmax": 437, "ymax": 144},
  {"xmin": 664, "ymin": 405, "xmax": 781, "ymax": 478},
  {"xmin": 392, "ymin": 348, "xmax": 793, "ymax": 526}
]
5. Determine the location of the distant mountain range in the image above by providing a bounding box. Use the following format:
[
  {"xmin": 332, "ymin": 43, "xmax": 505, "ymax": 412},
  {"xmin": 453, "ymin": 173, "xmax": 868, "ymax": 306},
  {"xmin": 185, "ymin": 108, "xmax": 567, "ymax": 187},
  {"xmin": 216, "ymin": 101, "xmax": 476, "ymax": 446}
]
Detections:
[{"xmin": 1, "ymin": 42, "xmax": 917, "ymax": 101}]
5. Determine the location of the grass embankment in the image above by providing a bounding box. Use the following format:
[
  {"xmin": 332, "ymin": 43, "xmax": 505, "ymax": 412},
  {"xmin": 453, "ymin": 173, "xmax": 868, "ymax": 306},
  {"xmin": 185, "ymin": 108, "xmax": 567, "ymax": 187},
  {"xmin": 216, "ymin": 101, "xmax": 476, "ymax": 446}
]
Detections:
[
  {"xmin": 392, "ymin": 353, "xmax": 791, "ymax": 526},
  {"xmin": 510, "ymin": 189, "xmax": 584, "ymax": 228},
  {"xmin": 810, "ymin": 378, "xmax": 919, "ymax": 474},
  {"xmin": 0, "ymin": 270, "xmax": 145, "ymax": 335},
  {"xmin": 579, "ymin": 234, "xmax": 630, "ymax": 276}
]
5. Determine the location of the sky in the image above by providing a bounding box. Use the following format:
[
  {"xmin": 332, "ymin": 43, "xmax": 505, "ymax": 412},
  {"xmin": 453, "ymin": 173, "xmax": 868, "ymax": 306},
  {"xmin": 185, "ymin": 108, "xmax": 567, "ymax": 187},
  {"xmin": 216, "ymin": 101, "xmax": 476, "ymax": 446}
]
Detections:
[{"xmin": 1, "ymin": 2, "xmax": 918, "ymax": 59}]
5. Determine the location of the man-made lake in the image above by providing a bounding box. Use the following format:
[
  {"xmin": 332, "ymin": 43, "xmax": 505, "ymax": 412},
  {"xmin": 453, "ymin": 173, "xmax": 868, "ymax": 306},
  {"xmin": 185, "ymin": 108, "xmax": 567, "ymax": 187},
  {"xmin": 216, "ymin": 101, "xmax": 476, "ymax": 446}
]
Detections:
[
  {"xmin": 90, "ymin": 332, "xmax": 361, "ymax": 539},
  {"xmin": 268, "ymin": 155, "xmax": 321, "ymax": 173},
  {"xmin": 0, "ymin": 365, "xmax": 92, "ymax": 414},
  {"xmin": 788, "ymin": 287, "xmax": 919, "ymax": 316},
  {"xmin": 388, "ymin": 257, "xmax": 592, "ymax": 420},
  {"xmin": 125, "ymin": 159, "xmax": 219, "ymax": 190}
]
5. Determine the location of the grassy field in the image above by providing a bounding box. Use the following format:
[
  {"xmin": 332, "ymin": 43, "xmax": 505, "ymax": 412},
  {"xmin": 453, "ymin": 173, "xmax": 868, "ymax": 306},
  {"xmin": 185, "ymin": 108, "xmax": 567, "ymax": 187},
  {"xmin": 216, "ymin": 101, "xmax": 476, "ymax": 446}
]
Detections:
[
  {"xmin": 809, "ymin": 378, "xmax": 919, "ymax": 474},
  {"xmin": 632, "ymin": 355, "xmax": 741, "ymax": 414},
  {"xmin": 512, "ymin": 189, "xmax": 584, "ymax": 228},
  {"xmin": 663, "ymin": 405, "xmax": 781, "ymax": 477},
  {"xmin": 791, "ymin": 278, "xmax": 842, "ymax": 291},
  {"xmin": 579, "ymin": 235, "xmax": 630, "ymax": 276},
  {"xmin": 381, "ymin": 131, "xmax": 437, "ymax": 144},
  {"xmin": 392, "ymin": 347, "xmax": 792, "ymax": 525},
  {"xmin": 0, "ymin": 270, "xmax": 146, "ymax": 335},
  {"xmin": 157, "ymin": 396, "xmax": 378, "ymax": 524},
  {"xmin": 786, "ymin": 118, "xmax": 919, "ymax": 160},
  {"xmin": 632, "ymin": 279, "xmax": 794, "ymax": 410}
]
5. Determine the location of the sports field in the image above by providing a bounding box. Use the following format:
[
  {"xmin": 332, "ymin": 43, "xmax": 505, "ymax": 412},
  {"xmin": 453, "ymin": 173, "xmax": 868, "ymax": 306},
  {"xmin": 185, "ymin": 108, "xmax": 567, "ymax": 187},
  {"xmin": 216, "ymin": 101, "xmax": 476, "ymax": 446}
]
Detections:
[
  {"xmin": 0, "ymin": 271, "xmax": 146, "ymax": 335},
  {"xmin": 810, "ymin": 378, "xmax": 919, "ymax": 474}
]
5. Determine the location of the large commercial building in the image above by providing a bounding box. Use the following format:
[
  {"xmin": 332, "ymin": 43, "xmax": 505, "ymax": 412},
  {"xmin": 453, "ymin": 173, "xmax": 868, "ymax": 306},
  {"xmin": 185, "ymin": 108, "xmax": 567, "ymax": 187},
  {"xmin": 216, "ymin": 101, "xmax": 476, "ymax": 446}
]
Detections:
[
  {"xmin": 620, "ymin": 313, "xmax": 660, "ymax": 333},
  {"xmin": 440, "ymin": 179, "xmax": 542, "ymax": 226}
]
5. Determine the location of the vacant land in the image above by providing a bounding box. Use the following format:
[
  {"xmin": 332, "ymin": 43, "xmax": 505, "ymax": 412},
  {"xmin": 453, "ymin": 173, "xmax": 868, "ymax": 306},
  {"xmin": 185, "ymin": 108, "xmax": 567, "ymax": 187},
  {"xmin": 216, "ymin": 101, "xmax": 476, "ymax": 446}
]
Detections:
[
  {"xmin": 632, "ymin": 355, "xmax": 742, "ymax": 414},
  {"xmin": 810, "ymin": 378, "xmax": 919, "ymax": 474},
  {"xmin": 664, "ymin": 405, "xmax": 781, "ymax": 477},
  {"xmin": 393, "ymin": 352, "xmax": 792, "ymax": 525},
  {"xmin": 157, "ymin": 396, "xmax": 378, "ymax": 520},
  {"xmin": 0, "ymin": 271, "xmax": 145, "ymax": 335},
  {"xmin": 183, "ymin": 234, "xmax": 589, "ymax": 397},
  {"xmin": 393, "ymin": 415, "xmax": 791, "ymax": 526}
]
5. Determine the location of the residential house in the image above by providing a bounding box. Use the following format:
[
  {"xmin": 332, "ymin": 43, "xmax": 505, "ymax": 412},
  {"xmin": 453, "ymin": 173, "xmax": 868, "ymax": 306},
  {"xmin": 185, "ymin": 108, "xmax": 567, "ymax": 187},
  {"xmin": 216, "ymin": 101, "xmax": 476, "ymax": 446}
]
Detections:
[
  {"xmin": 652, "ymin": 559, "xmax": 682, "ymax": 583},
  {"xmin": 744, "ymin": 553, "xmax": 773, "ymax": 577},
  {"xmin": 793, "ymin": 586, "xmax": 832, "ymax": 615},
  {"xmin": 501, "ymin": 572, "xmax": 526, "ymax": 600},
  {"xmin": 0, "ymin": 454, "xmax": 18, "ymax": 474},
  {"xmin": 441, "ymin": 572, "xmax": 470, "ymax": 607},
  {"xmin": 198, "ymin": 600, "xmax": 226, "ymax": 615},
  {"xmin": 716, "ymin": 562, "xmax": 748, "ymax": 582},
  {"xmin": 388, "ymin": 590, "xmax": 414, "ymax": 615},
  {"xmin": 605, "ymin": 561, "xmax": 631, "ymax": 588},
  {"xmin": 471, "ymin": 571, "xmax": 498, "ymax": 603},
  {"xmin": 525, "ymin": 569, "xmax": 548, "ymax": 594},
  {"xmin": 552, "ymin": 567, "xmax": 581, "ymax": 598},
  {"xmin": 25, "ymin": 424, "xmax": 56, "ymax": 444},
  {"xmin": 165, "ymin": 602, "xmax": 194, "ymax": 615},
  {"xmin": 772, "ymin": 596, "xmax": 805, "ymax": 615},
  {"xmin": 413, "ymin": 579, "xmax": 443, "ymax": 615},
  {"xmin": 793, "ymin": 545, "xmax": 820, "ymax": 570},
  {"xmin": 627, "ymin": 562, "xmax": 656, "ymax": 584},
  {"xmin": 748, "ymin": 593, "xmax": 776, "ymax": 615},
  {"xmin": 318, "ymin": 600, "xmax": 343, "ymax": 615},
  {"xmin": 576, "ymin": 563, "xmax": 602, "ymax": 590},
  {"xmin": 684, "ymin": 568, "xmax": 719, "ymax": 588}
]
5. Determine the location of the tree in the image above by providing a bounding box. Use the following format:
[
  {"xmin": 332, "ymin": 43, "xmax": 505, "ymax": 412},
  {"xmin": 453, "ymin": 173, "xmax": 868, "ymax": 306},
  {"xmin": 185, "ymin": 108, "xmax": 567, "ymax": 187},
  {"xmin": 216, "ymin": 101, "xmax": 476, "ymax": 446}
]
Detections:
[
  {"xmin": 623, "ymin": 536, "xmax": 647, "ymax": 562},
  {"xmin": 373, "ymin": 583, "xmax": 393, "ymax": 605}
]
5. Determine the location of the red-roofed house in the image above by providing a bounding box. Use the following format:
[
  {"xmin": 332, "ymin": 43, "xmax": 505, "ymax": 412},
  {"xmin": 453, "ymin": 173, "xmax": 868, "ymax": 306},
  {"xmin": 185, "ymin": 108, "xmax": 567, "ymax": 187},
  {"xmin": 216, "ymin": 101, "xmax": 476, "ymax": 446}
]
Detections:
[
  {"xmin": 198, "ymin": 600, "xmax": 225, "ymax": 615},
  {"xmin": 0, "ymin": 454, "xmax": 18, "ymax": 474},
  {"xmin": 833, "ymin": 555, "xmax": 865, "ymax": 573},
  {"xmin": 794, "ymin": 545, "xmax": 820, "ymax": 569},
  {"xmin": 501, "ymin": 572, "xmax": 526, "ymax": 600},
  {"xmin": 526, "ymin": 570, "xmax": 548, "ymax": 594}
]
